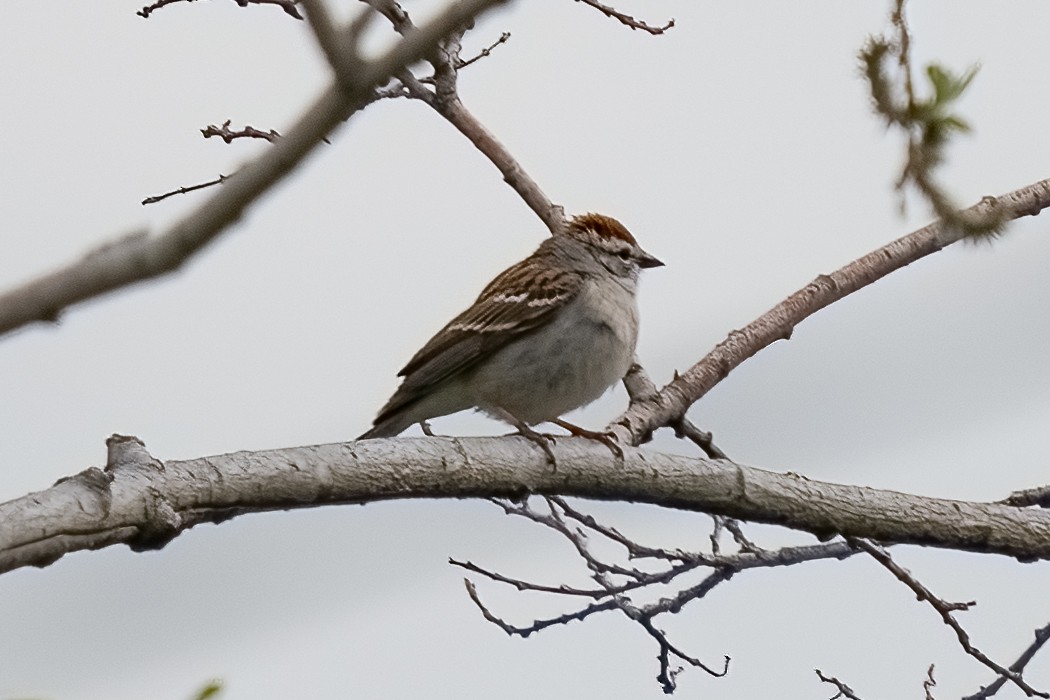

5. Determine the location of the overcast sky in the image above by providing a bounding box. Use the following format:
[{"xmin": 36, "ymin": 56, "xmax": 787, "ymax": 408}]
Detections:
[{"xmin": 2, "ymin": 1, "xmax": 1050, "ymax": 699}]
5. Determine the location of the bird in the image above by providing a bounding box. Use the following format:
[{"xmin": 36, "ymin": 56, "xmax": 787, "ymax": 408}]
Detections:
[{"xmin": 358, "ymin": 212, "xmax": 663, "ymax": 461}]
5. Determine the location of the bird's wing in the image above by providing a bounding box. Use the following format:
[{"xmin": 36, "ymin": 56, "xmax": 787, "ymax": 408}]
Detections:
[{"xmin": 374, "ymin": 260, "xmax": 583, "ymax": 419}]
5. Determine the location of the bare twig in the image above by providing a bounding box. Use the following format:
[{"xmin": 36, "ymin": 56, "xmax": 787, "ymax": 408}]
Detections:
[
  {"xmin": 201, "ymin": 120, "xmax": 280, "ymax": 143},
  {"xmin": 460, "ymin": 497, "xmax": 863, "ymax": 692},
  {"xmin": 816, "ymin": 669, "xmax": 865, "ymax": 700},
  {"xmin": 462, "ymin": 578, "xmax": 618, "ymax": 636},
  {"xmin": 138, "ymin": 0, "xmax": 303, "ymax": 19},
  {"xmin": 452, "ymin": 557, "xmax": 618, "ymax": 598},
  {"xmin": 457, "ymin": 500, "xmax": 857, "ymax": 606},
  {"xmin": 144, "ymin": 125, "xmax": 277, "ymax": 206},
  {"xmin": 137, "ymin": 0, "xmax": 198, "ymax": 17},
  {"xmin": 853, "ymin": 539, "xmax": 1048, "ymax": 698},
  {"xmin": 548, "ymin": 496, "xmax": 689, "ymax": 561},
  {"xmin": 573, "ymin": 0, "xmax": 674, "ymax": 35},
  {"xmin": 465, "ymin": 568, "xmax": 728, "ymax": 694},
  {"xmin": 455, "ymin": 31, "xmax": 511, "ymax": 69},
  {"xmin": 142, "ymin": 175, "xmax": 229, "ymax": 205},
  {"xmin": 924, "ymin": 664, "xmax": 937, "ymax": 700},
  {"xmin": 639, "ymin": 614, "xmax": 729, "ymax": 693},
  {"xmin": 673, "ymin": 420, "xmax": 728, "ymax": 459},
  {"xmin": 964, "ymin": 622, "xmax": 1050, "ymax": 700},
  {"xmin": 709, "ymin": 515, "xmax": 726, "ymax": 555},
  {"xmin": 722, "ymin": 519, "xmax": 761, "ymax": 553},
  {"xmin": 537, "ymin": 496, "xmax": 648, "ymax": 580}
]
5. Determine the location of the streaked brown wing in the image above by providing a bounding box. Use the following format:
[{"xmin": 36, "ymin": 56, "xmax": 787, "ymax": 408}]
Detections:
[{"xmin": 374, "ymin": 259, "xmax": 582, "ymax": 419}]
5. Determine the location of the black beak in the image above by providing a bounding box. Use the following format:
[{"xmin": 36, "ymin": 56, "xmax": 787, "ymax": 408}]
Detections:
[{"xmin": 637, "ymin": 249, "xmax": 664, "ymax": 269}]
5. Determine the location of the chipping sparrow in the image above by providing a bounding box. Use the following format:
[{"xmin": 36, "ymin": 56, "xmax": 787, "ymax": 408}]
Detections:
[{"xmin": 358, "ymin": 213, "xmax": 663, "ymax": 458}]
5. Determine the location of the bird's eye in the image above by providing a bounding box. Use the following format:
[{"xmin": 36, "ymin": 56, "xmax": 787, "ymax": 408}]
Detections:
[{"xmin": 617, "ymin": 250, "xmax": 631, "ymax": 260}]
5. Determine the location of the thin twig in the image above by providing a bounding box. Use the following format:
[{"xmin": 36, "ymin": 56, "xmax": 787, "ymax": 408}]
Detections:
[
  {"xmin": 201, "ymin": 120, "xmax": 280, "ymax": 143},
  {"xmin": 709, "ymin": 514, "xmax": 725, "ymax": 555},
  {"xmin": 964, "ymin": 622, "xmax": 1050, "ymax": 700},
  {"xmin": 539, "ymin": 497, "xmax": 647, "ymax": 580},
  {"xmin": 450, "ymin": 557, "xmax": 624, "ymax": 598},
  {"xmin": 638, "ymin": 614, "xmax": 729, "ymax": 692},
  {"xmin": 816, "ymin": 669, "xmax": 865, "ymax": 700},
  {"xmin": 549, "ymin": 496, "xmax": 690, "ymax": 561},
  {"xmin": 138, "ymin": 0, "xmax": 198, "ymax": 17},
  {"xmin": 673, "ymin": 419, "xmax": 728, "ymax": 459},
  {"xmin": 573, "ymin": 0, "xmax": 674, "ymax": 35},
  {"xmin": 235, "ymin": 0, "xmax": 302, "ymax": 19},
  {"xmin": 924, "ymin": 664, "xmax": 937, "ymax": 700},
  {"xmin": 462, "ymin": 578, "xmax": 618, "ymax": 636},
  {"xmin": 455, "ymin": 31, "xmax": 511, "ymax": 69},
  {"xmin": 138, "ymin": 0, "xmax": 303, "ymax": 19},
  {"xmin": 723, "ymin": 519, "xmax": 762, "ymax": 553},
  {"xmin": 142, "ymin": 175, "xmax": 229, "ymax": 205},
  {"xmin": 853, "ymin": 539, "xmax": 1048, "ymax": 698},
  {"xmin": 464, "ymin": 497, "xmax": 858, "ymax": 693}
]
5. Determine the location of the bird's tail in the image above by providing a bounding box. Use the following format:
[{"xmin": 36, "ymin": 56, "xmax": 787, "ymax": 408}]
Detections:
[{"xmin": 356, "ymin": 413, "xmax": 413, "ymax": 440}]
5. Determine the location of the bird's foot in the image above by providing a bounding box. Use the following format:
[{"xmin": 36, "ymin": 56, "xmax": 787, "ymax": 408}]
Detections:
[
  {"xmin": 509, "ymin": 423, "xmax": 558, "ymax": 467},
  {"xmin": 552, "ymin": 418, "xmax": 624, "ymax": 460},
  {"xmin": 489, "ymin": 408, "xmax": 560, "ymax": 467},
  {"xmin": 497, "ymin": 419, "xmax": 558, "ymax": 468}
]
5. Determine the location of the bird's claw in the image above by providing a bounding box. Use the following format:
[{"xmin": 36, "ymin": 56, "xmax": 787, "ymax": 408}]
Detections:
[
  {"xmin": 552, "ymin": 419, "xmax": 624, "ymax": 460},
  {"xmin": 511, "ymin": 425, "xmax": 558, "ymax": 467}
]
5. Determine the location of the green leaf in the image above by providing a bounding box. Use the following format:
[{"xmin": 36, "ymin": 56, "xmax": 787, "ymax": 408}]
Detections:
[
  {"xmin": 191, "ymin": 680, "xmax": 223, "ymax": 700},
  {"xmin": 925, "ymin": 63, "xmax": 979, "ymax": 105},
  {"xmin": 941, "ymin": 115, "xmax": 972, "ymax": 133}
]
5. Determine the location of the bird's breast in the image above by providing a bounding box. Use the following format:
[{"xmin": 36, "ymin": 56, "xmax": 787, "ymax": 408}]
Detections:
[{"xmin": 470, "ymin": 275, "xmax": 640, "ymax": 423}]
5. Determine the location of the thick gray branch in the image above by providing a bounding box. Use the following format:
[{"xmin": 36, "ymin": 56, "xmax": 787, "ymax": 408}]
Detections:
[
  {"xmin": 0, "ymin": 0, "xmax": 509, "ymax": 338},
  {"xmin": 2, "ymin": 435, "xmax": 1048, "ymax": 575}
]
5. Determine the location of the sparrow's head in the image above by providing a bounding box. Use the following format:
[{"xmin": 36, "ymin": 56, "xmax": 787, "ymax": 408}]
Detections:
[{"xmin": 562, "ymin": 213, "xmax": 664, "ymax": 277}]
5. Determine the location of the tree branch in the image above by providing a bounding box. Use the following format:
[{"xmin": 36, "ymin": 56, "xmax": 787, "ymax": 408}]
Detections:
[
  {"xmin": 612, "ymin": 180, "xmax": 1050, "ymax": 444},
  {"xmin": 4, "ymin": 434, "xmax": 1050, "ymax": 576},
  {"xmin": 137, "ymin": 0, "xmax": 303, "ymax": 20},
  {"xmin": 200, "ymin": 120, "xmax": 280, "ymax": 143},
  {"xmin": 573, "ymin": 0, "xmax": 675, "ymax": 35},
  {"xmin": 964, "ymin": 622, "xmax": 1050, "ymax": 700},
  {"xmin": 853, "ymin": 538, "xmax": 1047, "ymax": 697},
  {"xmin": 141, "ymin": 174, "xmax": 230, "ymax": 205},
  {"xmin": 816, "ymin": 669, "xmax": 866, "ymax": 700},
  {"xmin": 0, "ymin": 0, "xmax": 511, "ymax": 338},
  {"xmin": 355, "ymin": 0, "xmax": 564, "ymax": 232}
]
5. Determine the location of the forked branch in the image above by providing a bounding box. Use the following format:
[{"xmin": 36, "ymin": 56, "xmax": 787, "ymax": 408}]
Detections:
[
  {"xmin": 853, "ymin": 538, "xmax": 1048, "ymax": 698},
  {"xmin": 0, "ymin": 0, "xmax": 510, "ymax": 338}
]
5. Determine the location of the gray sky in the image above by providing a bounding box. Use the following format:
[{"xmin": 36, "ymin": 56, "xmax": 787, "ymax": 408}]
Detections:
[{"xmin": 2, "ymin": 1, "xmax": 1049, "ymax": 698}]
